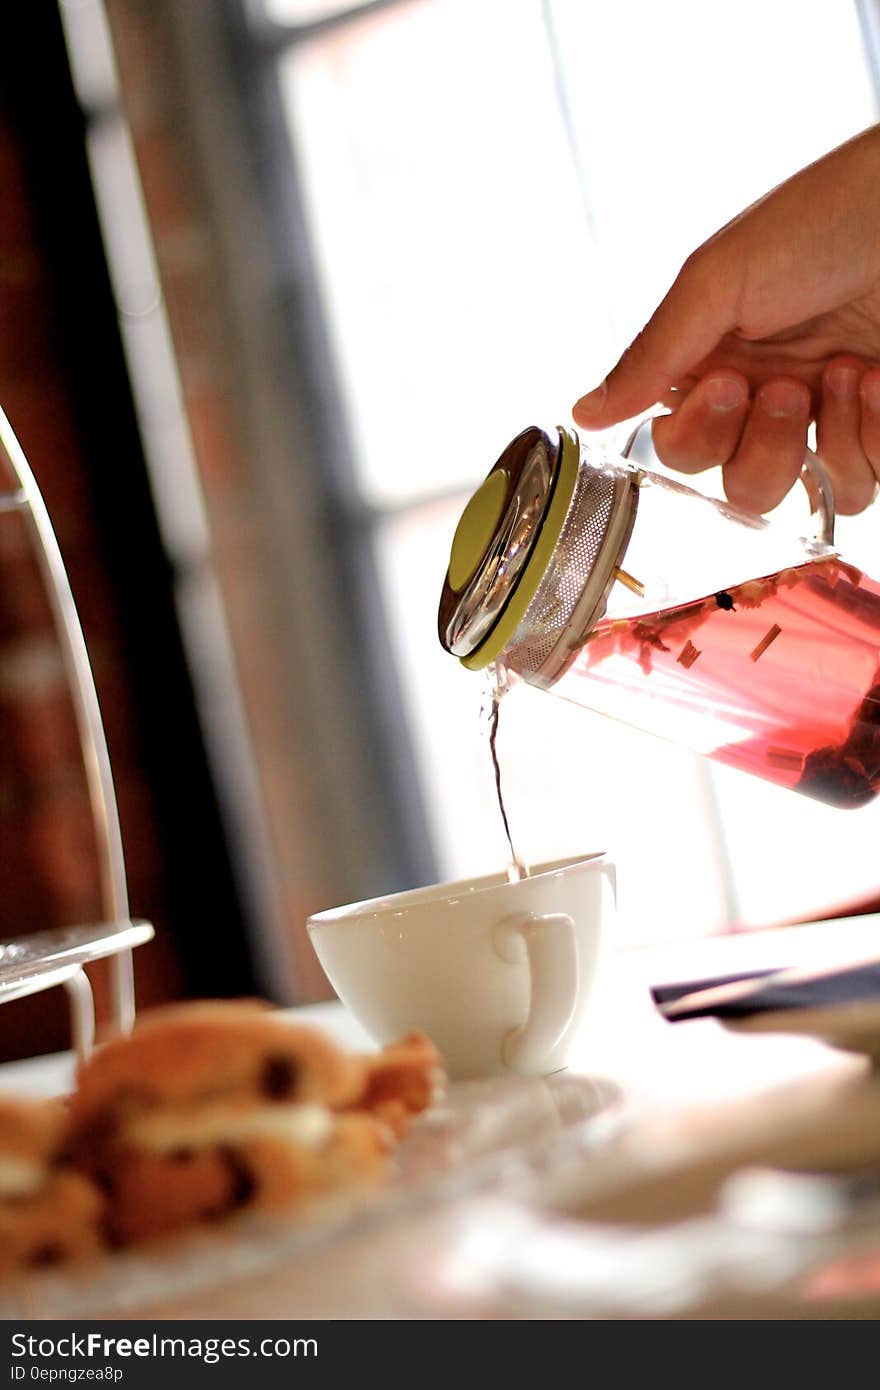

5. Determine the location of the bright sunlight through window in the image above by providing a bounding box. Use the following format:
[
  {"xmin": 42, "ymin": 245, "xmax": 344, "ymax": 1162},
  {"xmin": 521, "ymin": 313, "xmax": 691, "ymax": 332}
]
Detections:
[{"xmin": 272, "ymin": 0, "xmax": 880, "ymax": 940}]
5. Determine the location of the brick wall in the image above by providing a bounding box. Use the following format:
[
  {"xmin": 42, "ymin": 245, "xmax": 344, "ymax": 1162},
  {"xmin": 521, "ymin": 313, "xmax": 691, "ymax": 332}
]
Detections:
[
  {"xmin": 0, "ymin": 111, "xmax": 183, "ymax": 1059},
  {"xmin": 102, "ymin": 0, "xmax": 341, "ymax": 999}
]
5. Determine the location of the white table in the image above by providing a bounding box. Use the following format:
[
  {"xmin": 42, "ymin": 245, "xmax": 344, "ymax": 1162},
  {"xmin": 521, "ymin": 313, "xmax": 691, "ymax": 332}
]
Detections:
[{"xmin": 3, "ymin": 915, "xmax": 878, "ymax": 1319}]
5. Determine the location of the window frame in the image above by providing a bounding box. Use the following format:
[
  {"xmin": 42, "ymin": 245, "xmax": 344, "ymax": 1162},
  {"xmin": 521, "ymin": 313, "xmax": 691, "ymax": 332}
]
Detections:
[{"xmin": 221, "ymin": 0, "xmax": 440, "ymax": 895}]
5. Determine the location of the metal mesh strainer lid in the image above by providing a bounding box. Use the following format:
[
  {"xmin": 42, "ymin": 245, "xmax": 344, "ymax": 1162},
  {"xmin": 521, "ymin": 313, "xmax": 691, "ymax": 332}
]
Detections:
[{"xmin": 438, "ymin": 425, "xmax": 639, "ymax": 688}]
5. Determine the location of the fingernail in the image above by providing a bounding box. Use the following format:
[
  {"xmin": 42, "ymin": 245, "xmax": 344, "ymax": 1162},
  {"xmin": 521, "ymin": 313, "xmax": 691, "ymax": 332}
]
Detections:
[
  {"xmin": 760, "ymin": 380, "xmax": 808, "ymax": 418},
  {"xmin": 860, "ymin": 376, "xmax": 880, "ymax": 412},
  {"xmin": 826, "ymin": 364, "xmax": 860, "ymax": 396},
  {"xmin": 705, "ymin": 376, "xmax": 747, "ymax": 411},
  {"xmin": 573, "ymin": 380, "xmax": 607, "ymax": 418}
]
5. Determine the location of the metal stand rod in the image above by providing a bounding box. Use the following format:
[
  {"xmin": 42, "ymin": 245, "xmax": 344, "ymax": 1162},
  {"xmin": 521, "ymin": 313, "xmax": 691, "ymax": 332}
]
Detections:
[
  {"xmin": 63, "ymin": 968, "xmax": 96, "ymax": 1063},
  {"xmin": 0, "ymin": 407, "xmax": 135, "ymax": 1034}
]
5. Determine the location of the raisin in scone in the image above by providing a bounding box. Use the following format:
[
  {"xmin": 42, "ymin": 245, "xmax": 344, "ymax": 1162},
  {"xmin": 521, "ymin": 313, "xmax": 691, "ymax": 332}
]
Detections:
[
  {"xmin": 0, "ymin": 1097, "xmax": 103, "ymax": 1276},
  {"xmin": 67, "ymin": 1001, "xmax": 442, "ymax": 1244}
]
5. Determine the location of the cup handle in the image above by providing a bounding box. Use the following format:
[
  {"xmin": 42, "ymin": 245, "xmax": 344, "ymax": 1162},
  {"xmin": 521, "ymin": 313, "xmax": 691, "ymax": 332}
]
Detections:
[{"xmin": 493, "ymin": 912, "xmax": 578, "ymax": 1074}]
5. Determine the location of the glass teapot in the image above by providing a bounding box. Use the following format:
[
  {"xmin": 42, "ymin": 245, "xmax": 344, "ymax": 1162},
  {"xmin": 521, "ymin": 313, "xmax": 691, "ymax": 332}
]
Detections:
[{"xmin": 438, "ymin": 420, "xmax": 880, "ymax": 809}]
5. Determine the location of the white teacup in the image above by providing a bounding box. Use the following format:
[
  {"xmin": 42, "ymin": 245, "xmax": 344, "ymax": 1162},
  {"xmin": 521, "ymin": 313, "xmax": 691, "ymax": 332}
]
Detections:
[{"xmin": 307, "ymin": 852, "xmax": 615, "ymax": 1080}]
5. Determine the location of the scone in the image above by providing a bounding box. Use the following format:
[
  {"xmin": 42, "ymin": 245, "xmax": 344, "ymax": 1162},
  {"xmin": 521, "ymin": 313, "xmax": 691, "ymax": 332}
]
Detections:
[
  {"xmin": 0, "ymin": 1097, "xmax": 103, "ymax": 1277},
  {"xmin": 355, "ymin": 1031, "xmax": 445, "ymax": 1140},
  {"xmin": 67, "ymin": 1001, "xmax": 441, "ymax": 1244}
]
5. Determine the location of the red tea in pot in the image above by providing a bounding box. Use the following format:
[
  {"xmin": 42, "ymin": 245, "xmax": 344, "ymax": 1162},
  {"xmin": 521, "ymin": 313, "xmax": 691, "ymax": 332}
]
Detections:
[{"xmin": 567, "ymin": 555, "xmax": 880, "ymax": 808}]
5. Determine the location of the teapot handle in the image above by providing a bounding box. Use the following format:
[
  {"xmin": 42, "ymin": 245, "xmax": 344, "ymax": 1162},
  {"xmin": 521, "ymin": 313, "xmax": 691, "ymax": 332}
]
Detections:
[
  {"xmin": 617, "ymin": 411, "xmax": 836, "ymax": 549},
  {"xmin": 800, "ymin": 448, "xmax": 836, "ymax": 548}
]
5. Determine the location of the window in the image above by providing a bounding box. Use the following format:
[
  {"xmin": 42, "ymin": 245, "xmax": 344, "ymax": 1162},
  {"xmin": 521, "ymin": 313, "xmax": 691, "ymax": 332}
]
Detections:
[{"xmin": 241, "ymin": 0, "xmax": 880, "ymax": 940}]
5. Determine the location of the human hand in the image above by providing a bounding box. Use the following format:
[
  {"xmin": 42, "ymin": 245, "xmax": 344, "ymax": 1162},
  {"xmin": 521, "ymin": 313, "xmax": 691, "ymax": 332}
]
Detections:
[{"xmin": 573, "ymin": 125, "xmax": 880, "ymax": 515}]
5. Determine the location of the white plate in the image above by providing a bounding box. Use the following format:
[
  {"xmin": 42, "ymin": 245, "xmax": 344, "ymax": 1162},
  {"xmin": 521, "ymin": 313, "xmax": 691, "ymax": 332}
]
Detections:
[{"xmin": 0, "ymin": 1071, "xmax": 622, "ymax": 1319}]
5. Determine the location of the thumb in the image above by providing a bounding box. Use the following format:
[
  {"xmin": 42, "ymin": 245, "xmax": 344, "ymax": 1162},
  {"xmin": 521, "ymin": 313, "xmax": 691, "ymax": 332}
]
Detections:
[{"xmin": 573, "ymin": 259, "xmax": 735, "ymax": 429}]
